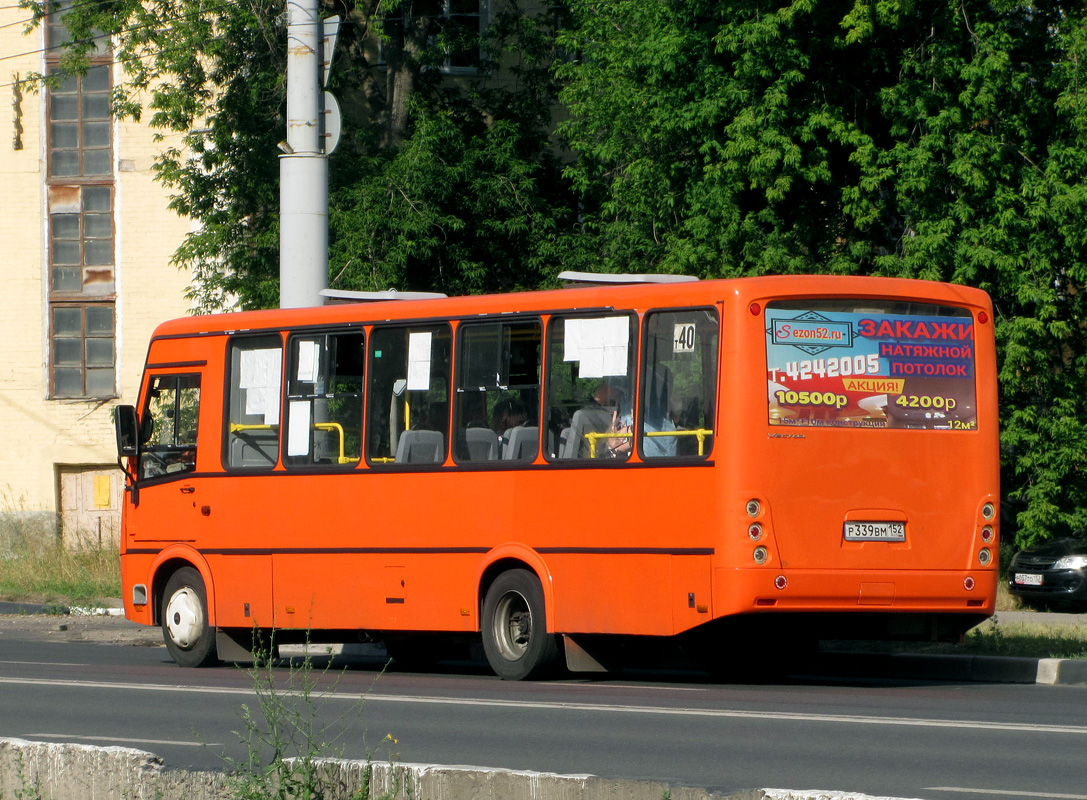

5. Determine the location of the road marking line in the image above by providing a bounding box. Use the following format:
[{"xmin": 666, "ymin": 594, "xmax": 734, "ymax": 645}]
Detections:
[
  {"xmin": 0, "ymin": 660, "xmax": 87, "ymax": 667},
  {"xmin": 927, "ymin": 789, "xmax": 1087, "ymax": 800},
  {"xmin": 2, "ymin": 676, "xmax": 1087, "ymax": 736},
  {"xmin": 23, "ymin": 733, "xmax": 220, "ymax": 747}
]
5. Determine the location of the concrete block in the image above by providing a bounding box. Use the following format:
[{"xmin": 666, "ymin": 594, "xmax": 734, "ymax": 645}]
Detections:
[
  {"xmin": 0, "ymin": 737, "xmax": 229, "ymax": 800},
  {"xmin": 969, "ymin": 656, "xmax": 1039, "ymax": 684},
  {"xmin": 1037, "ymin": 658, "xmax": 1087, "ymax": 685},
  {"xmin": 0, "ymin": 737, "xmax": 944, "ymax": 800}
]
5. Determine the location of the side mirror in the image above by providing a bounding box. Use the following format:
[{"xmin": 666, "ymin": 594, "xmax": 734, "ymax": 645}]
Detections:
[{"xmin": 115, "ymin": 404, "xmax": 139, "ymax": 458}]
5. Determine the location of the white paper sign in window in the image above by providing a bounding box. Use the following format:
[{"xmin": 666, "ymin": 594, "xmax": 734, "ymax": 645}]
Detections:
[
  {"xmin": 564, "ymin": 316, "xmax": 628, "ymax": 378},
  {"xmin": 296, "ymin": 340, "xmax": 321, "ymax": 383},
  {"xmin": 239, "ymin": 348, "xmax": 282, "ymax": 425},
  {"xmin": 287, "ymin": 400, "xmax": 311, "ymax": 456},
  {"xmin": 564, "ymin": 319, "xmax": 583, "ymax": 362},
  {"xmin": 407, "ymin": 331, "xmax": 433, "ymax": 391}
]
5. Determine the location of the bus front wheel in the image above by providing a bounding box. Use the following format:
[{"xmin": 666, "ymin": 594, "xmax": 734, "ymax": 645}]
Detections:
[
  {"xmin": 161, "ymin": 567, "xmax": 219, "ymax": 668},
  {"xmin": 481, "ymin": 569, "xmax": 560, "ymax": 680}
]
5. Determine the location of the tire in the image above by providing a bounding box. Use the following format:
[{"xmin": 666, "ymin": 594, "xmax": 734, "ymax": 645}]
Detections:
[
  {"xmin": 161, "ymin": 567, "xmax": 219, "ymax": 668},
  {"xmin": 481, "ymin": 569, "xmax": 561, "ymax": 680}
]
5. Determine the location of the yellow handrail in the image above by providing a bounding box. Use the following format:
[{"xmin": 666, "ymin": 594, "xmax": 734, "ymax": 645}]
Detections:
[
  {"xmin": 583, "ymin": 428, "xmax": 714, "ymax": 458},
  {"xmin": 312, "ymin": 422, "xmax": 359, "ymax": 464},
  {"xmin": 229, "ymin": 421, "xmax": 359, "ymax": 464}
]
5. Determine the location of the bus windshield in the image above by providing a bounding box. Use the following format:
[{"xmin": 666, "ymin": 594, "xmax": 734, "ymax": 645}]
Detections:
[{"xmin": 765, "ymin": 299, "xmax": 977, "ymax": 430}]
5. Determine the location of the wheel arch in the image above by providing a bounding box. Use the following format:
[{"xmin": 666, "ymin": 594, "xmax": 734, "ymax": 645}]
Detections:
[
  {"xmin": 148, "ymin": 546, "xmax": 216, "ymax": 627},
  {"xmin": 476, "ymin": 545, "xmax": 554, "ymax": 633}
]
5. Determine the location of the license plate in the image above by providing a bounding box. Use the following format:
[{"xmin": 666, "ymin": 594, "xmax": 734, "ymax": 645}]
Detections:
[
  {"xmin": 1014, "ymin": 573, "xmax": 1043, "ymax": 586},
  {"xmin": 844, "ymin": 521, "xmax": 906, "ymax": 542}
]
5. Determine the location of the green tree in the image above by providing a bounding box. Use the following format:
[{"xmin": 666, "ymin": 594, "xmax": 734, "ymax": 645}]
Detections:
[
  {"xmin": 557, "ymin": 0, "xmax": 1087, "ymax": 545},
  {"xmin": 25, "ymin": 0, "xmax": 579, "ymax": 310}
]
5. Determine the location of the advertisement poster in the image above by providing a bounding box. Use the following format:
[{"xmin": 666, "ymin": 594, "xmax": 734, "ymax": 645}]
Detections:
[{"xmin": 765, "ymin": 303, "xmax": 978, "ymax": 430}]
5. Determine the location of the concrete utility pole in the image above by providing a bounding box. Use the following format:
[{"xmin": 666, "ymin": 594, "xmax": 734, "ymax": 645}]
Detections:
[{"xmin": 279, "ymin": 0, "xmax": 339, "ymax": 309}]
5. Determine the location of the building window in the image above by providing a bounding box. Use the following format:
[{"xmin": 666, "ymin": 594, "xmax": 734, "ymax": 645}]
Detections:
[
  {"xmin": 49, "ymin": 185, "xmax": 114, "ymax": 295},
  {"xmin": 380, "ymin": 0, "xmax": 489, "ymax": 73},
  {"xmin": 438, "ymin": 0, "xmax": 487, "ymax": 71},
  {"xmin": 51, "ymin": 304, "xmax": 115, "ymax": 398},
  {"xmin": 49, "ymin": 65, "xmax": 112, "ymax": 178},
  {"xmin": 45, "ymin": 4, "xmax": 116, "ymax": 400}
]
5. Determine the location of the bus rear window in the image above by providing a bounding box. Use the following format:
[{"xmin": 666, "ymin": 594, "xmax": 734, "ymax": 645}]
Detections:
[{"xmin": 765, "ymin": 300, "xmax": 977, "ymax": 431}]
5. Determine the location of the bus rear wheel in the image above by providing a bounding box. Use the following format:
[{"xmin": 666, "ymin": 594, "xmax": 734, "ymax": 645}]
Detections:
[
  {"xmin": 161, "ymin": 567, "xmax": 219, "ymax": 668},
  {"xmin": 481, "ymin": 569, "xmax": 560, "ymax": 680}
]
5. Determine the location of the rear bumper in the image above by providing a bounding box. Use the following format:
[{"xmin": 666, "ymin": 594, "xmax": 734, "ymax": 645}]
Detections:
[{"xmin": 716, "ymin": 567, "xmax": 997, "ymax": 617}]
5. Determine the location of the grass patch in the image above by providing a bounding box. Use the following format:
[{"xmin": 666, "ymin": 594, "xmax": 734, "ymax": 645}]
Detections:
[
  {"xmin": 862, "ymin": 619, "xmax": 1087, "ymax": 660},
  {"xmin": 0, "ymin": 516, "xmax": 120, "ymax": 607},
  {"xmin": 956, "ymin": 618, "xmax": 1087, "ymax": 659}
]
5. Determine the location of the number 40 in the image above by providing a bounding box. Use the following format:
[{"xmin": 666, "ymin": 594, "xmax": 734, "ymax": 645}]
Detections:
[{"xmin": 673, "ymin": 323, "xmax": 696, "ymax": 353}]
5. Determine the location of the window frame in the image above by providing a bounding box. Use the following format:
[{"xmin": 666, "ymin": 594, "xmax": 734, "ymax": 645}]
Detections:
[
  {"xmin": 543, "ymin": 311, "xmax": 639, "ymax": 465},
  {"xmin": 378, "ymin": 0, "xmax": 491, "ymax": 75},
  {"xmin": 282, "ymin": 328, "xmax": 366, "ymax": 471},
  {"xmin": 47, "ymin": 65, "xmax": 113, "ymax": 180},
  {"xmin": 637, "ymin": 306, "xmax": 720, "ymax": 462},
  {"xmin": 222, "ymin": 333, "xmax": 285, "ymax": 472},
  {"xmin": 48, "ymin": 184, "xmax": 116, "ymax": 298},
  {"xmin": 44, "ymin": 3, "xmax": 116, "ymax": 402},
  {"xmin": 49, "ymin": 302, "xmax": 116, "ymax": 399},
  {"xmin": 138, "ymin": 372, "xmax": 202, "ymax": 482},
  {"xmin": 365, "ymin": 322, "xmax": 453, "ymax": 468},
  {"xmin": 452, "ymin": 316, "xmax": 543, "ymax": 466}
]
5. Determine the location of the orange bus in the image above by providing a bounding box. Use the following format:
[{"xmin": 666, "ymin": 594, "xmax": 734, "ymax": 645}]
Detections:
[{"xmin": 114, "ymin": 274, "xmax": 999, "ymax": 679}]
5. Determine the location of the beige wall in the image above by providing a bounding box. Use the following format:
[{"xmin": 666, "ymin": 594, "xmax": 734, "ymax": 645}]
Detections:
[{"xmin": 0, "ymin": 12, "xmax": 192, "ymax": 541}]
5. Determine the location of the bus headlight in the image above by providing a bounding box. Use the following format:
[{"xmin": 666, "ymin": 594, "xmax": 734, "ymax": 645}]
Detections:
[
  {"xmin": 746, "ymin": 499, "xmax": 761, "ymax": 518},
  {"xmin": 753, "ymin": 546, "xmax": 769, "ymax": 565},
  {"xmin": 978, "ymin": 548, "xmax": 992, "ymax": 566},
  {"xmin": 748, "ymin": 523, "xmax": 763, "ymax": 541}
]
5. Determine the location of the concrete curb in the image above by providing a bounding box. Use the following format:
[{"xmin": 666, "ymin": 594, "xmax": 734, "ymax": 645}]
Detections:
[
  {"xmin": 812, "ymin": 651, "xmax": 1087, "ymax": 685},
  {"xmin": 0, "ymin": 737, "xmax": 922, "ymax": 800}
]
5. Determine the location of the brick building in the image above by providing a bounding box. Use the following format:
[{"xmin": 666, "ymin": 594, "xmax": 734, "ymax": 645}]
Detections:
[{"xmin": 1, "ymin": 8, "xmax": 191, "ymax": 546}]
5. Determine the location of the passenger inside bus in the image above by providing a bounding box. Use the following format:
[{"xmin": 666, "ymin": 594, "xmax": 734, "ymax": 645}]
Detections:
[
  {"xmin": 561, "ymin": 378, "xmax": 632, "ymax": 460},
  {"xmin": 641, "ymin": 366, "xmax": 677, "ymax": 458}
]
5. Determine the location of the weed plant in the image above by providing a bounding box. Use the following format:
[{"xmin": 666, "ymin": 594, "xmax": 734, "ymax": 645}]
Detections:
[
  {"xmin": 223, "ymin": 634, "xmax": 399, "ymax": 800},
  {"xmin": 0, "ymin": 514, "xmax": 120, "ymax": 606}
]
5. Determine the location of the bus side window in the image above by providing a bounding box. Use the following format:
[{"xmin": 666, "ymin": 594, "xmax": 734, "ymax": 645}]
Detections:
[
  {"xmin": 285, "ymin": 331, "xmax": 364, "ymax": 467},
  {"xmin": 367, "ymin": 325, "xmax": 452, "ymax": 466},
  {"xmin": 226, "ymin": 335, "xmax": 283, "ymax": 469},
  {"xmin": 454, "ymin": 319, "xmax": 541, "ymax": 463},
  {"xmin": 546, "ymin": 314, "xmax": 636, "ymax": 462},
  {"xmin": 640, "ymin": 309, "xmax": 718, "ymax": 459},
  {"xmin": 140, "ymin": 374, "xmax": 201, "ymax": 479}
]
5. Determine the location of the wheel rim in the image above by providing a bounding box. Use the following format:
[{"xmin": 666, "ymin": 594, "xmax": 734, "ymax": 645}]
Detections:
[
  {"xmin": 491, "ymin": 590, "xmax": 532, "ymax": 662},
  {"xmin": 164, "ymin": 587, "xmax": 203, "ymax": 649}
]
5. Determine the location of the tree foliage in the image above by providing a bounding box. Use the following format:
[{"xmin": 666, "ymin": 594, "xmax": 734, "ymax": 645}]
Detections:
[
  {"xmin": 557, "ymin": 0, "xmax": 1087, "ymax": 545},
  {"xmin": 26, "ymin": 0, "xmax": 578, "ymax": 310}
]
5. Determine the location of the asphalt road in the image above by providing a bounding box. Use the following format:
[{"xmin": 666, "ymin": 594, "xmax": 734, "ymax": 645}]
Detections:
[{"xmin": 1, "ymin": 618, "xmax": 1086, "ymax": 800}]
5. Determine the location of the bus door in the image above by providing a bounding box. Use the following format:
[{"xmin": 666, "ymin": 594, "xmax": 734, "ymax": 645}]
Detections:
[{"xmin": 126, "ymin": 370, "xmax": 206, "ymax": 544}]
